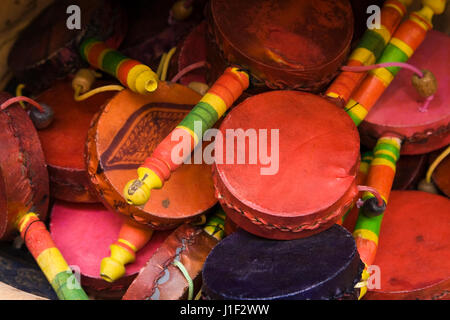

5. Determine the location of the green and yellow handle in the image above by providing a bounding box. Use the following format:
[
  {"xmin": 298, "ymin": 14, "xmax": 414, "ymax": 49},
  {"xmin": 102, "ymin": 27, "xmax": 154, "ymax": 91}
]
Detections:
[
  {"xmin": 345, "ymin": 0, "xmax": 446, "ymax": 126},
  {"xmin": 326, "ymin": 0, "xmax": 413, "ymax": 104}
]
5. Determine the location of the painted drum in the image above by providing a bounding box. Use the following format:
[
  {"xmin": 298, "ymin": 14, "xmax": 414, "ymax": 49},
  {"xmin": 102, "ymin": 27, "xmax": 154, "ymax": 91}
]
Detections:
[
  {"xmin": 433, "ymin": 154, "xmax": 450, "ymax": 197},
  {"xmin": 123, "ymin": 223, "xmax": 218, "ymax": 300},
  {"xmin": 86, "ymin": 82, "xmax": 217, "ymax": 229},
  {"xmin": 202, "ymin": 225, "xmax": 364, "ymax": 300},
  {"xmin": 0, "ymin": 243, "xmax": 55, "ymax": 300},
  {"xmin": 213, "ymin": 90, "xmax": 360, "ymax": 240},
  {"xmin": 36, "ymin": 79, "xmax": 115, "ymax": 203},
  {"xmin": 359, "ymin": 30, "xmax": 450, "ymax": 155},
  {"xmin": 364, "ymin": 191, "xmax": 450, "ymax": 300},
  {"xmin": 174, "ymin": 21, "xmax": 208, "ymax": 86},
  {"xmin": 8, "ymin": 0, "xmax": 126, "ymax": 93},
  {"xmin": 206, "ymin": 0, "xmax": 354, "ymax": 92},
  {"xmin": 50, "ymin": 201, "xmax": 171, "ymax": 299},
  {"xmin": 0, "ymin": 93, "xmax": 49, "ymax": 240}
]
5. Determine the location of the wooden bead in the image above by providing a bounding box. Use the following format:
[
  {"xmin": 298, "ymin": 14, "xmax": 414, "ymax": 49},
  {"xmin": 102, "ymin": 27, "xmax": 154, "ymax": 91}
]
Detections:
[
  {"xmin": 417, "ymin": 179, "xmax": 439, "ymax": 194},
  {"xmin": 171, "ymin": 1, "xmax": 193, "ymax": 21},
  {"xmin": 411, "ymin": 69, "xmax": 437, "ymax": 98},
  {"xmin": 29, "ymin": 102, "xmax": 54, "ymax": 130}
]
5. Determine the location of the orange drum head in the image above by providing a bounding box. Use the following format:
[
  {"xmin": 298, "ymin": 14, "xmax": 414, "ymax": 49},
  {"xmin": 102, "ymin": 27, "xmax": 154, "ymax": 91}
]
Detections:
[{"xmin": 86, "ymin": 82, "xmax": 217, "ymax": 229}]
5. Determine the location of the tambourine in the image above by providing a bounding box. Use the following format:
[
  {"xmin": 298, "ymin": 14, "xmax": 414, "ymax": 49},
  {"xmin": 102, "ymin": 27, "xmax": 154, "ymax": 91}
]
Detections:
[
  {"xmin": 202, "ymin": 225, "xmax": 364, "ymax": 300},
  {"xmin": 359, "ymin": 30, "xmax": 450, "ymax": 155},
  {"xmin": 8, "ymin": 0, "xmax": 126, "ymax": 93},
  {"xmin": 212, "ymin": 90, "xmax": 360, "ymax": 240},
  {"xmin": 0, "ymin": 93, "xmax": 88, "ymax": 299},
  {"xmin": 364, "ymin": 191, "xmax": 450, "ymax": 300},
  {"xmin": 205, "ymin": 0, "xmax": 354, "ymax": 92},
  {"xmin": 50, "ymin": 201, "xmax": 171, "ymax": 299},
  {"xmin": 86, "ymin": 82, "xmax": 217, "ymax": 229},
  {"xmin": 36, "ymin": 78, "xmax": 115, "ymax": 203},
  {"xmin": 123, "ymin": 208, "xmax": 225, "ymax": 300}
]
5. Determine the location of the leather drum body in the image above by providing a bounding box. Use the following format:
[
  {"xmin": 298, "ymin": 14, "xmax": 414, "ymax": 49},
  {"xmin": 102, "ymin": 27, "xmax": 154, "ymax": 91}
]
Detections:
[
  {"xmin": 213, "ymin": 91, "xmax": 360, "ymax": 240},
  {"xmin": 50, "ymin": 201, "xmax": 171, "ymax": 299},
  {"xmin": 123, "ymin": 223, "xmax": 218, "ymax": 300},
  {"xmin": 364, "ymin": 191, "xmax": 450, "ymax": 300},
  {"xmin": 36, "ymin": 79, "xmax": 115, "ymax": 203},
  {"xmin": 206, "ymin": 0, "xmax": 354, "ymax": 92},
  {"xmin": 359, "ymin": 31, "xmax": 450, "ymax": 155},
  {"xmin": 0, "ymin": 93, "xmax": 49, "ymax": 240},
  {"xmin": 86, "ymin": 83, "xmax": 217, "ymax": 229},
  {"xmin": 202, "ymin": 225, "xmax": 364, "ymax": 300}
]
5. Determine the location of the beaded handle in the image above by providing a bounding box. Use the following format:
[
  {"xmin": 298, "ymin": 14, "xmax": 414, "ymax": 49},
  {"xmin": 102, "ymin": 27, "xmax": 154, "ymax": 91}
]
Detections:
[
  {"xmin": 353, "ymin": 135, "xmax": 402, "ymax": 266},
  {"xmin": 326, "ymin": 0, "xmax": 413, "ymax": 104},
  {"xmin": 124, "ymin": 67, "xmax": 250, "ymax": 207},
  {"xmin": 17, "ymin": 213, "xmax": 89, "ymax": 300},
  {"xmin": 345, "ymin": 0, "xmax": 446, "ymax": 126},
  {"xmin": 80, "ymin": 38, "xmax": 159, "ymax": 94}
]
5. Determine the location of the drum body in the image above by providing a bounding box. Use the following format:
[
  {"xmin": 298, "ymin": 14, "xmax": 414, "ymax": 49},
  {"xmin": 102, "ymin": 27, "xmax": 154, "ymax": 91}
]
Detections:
[
  {"xmin": 123, "ymin": 223, "xmax": 217, "ymax": 300},
  {"xmin": 36, "ymin": 79, "xmax": 115, "ymax": 203},
  {"xmin": 213, "ymin": 91, "xmax": 360, "ymax": 240},
  {"xmin": 359, "ymin": 30, "xmax": 450, "ymax": 155},
  {"xmin": 86, "ymin": 83, "xmax": 217, "ymax": 229},
  {"xmin": 364, "ymin": 191, "xmax": 450, "ymax": 300},
  {"xmin": 0, "ymin": 93, "xmax": 49, "ymax": 240},
  {"xmin": 50, "ymin": 201, "xmax": 171, "ymax": 299},
  {"xmin": 202, "ymin": 225, "xmax": 364, "ymax": 300},
  {"xmin": 432, "ymin": 151, "xmax": 450, "ymax": 198},
  {"xmin": 206, "ymin": 0, "xmax": 354, "ymax": 92},
  {"xmin": 8, "ymin": 0, "xmax": 126, "ymax": 93}
]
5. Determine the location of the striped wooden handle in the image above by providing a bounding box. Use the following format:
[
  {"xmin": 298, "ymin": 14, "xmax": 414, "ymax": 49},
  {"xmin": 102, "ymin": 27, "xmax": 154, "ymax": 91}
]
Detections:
[{"xmin": 124, "ymin": 67, "xmax": 249, "ymax": 207}]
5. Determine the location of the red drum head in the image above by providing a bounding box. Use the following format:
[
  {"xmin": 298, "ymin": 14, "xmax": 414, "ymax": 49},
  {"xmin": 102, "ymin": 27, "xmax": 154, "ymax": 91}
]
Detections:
[
  {"xmin": 365, "ymin": 191, "xmax": 450, "ymax": 300},
  {"xmin": 0, "ymin": 93, "xmax": 49, "ymax": 240},
  {"xmin": 86, "ymin": 83, "xmax": 217, "ymax": 229},
  {"xmin": 50, "ymin": 201, "xmax": 171, "ymax": 299},
  {"xmin": 206, "ymin": 0, "xmax": 353, "ymax": 92},
  {"xmin": 213, "ymin": 91, "xmax": 360, "ymax": 240},
  {"xmin": 360, "ymin": 31, "xmax": 450, "ymax": 155},
  {"xmin": 36, "ymin": 79, "xmax": 115, "ymax": 203}
]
